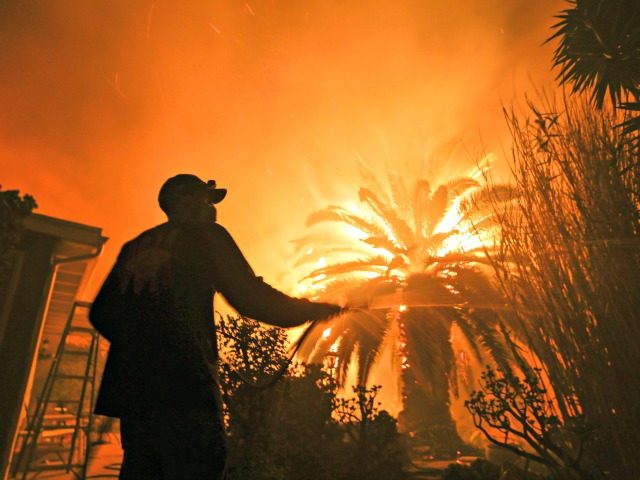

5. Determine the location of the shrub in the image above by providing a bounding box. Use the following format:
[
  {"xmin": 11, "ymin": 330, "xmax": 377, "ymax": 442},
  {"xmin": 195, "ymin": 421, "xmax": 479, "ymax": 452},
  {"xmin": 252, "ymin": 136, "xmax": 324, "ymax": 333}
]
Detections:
[
  {"xmin": 0, "ymin": 188, "xmax": 37, "ymax": 298},
  {"xmin": 217, "ymin": 314, "xmax": 406, "ymax": 480},
  {"xmin": 485, "ymin": 95, "xmax": 640, "ymax": 478}
]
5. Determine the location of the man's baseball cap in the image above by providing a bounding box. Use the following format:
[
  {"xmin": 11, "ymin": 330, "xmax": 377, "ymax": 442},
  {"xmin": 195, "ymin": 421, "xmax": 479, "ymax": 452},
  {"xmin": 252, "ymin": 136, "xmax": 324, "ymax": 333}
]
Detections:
[{"xmin": 158, "ymin": 174, "xmax": 227, "ymax": 213}]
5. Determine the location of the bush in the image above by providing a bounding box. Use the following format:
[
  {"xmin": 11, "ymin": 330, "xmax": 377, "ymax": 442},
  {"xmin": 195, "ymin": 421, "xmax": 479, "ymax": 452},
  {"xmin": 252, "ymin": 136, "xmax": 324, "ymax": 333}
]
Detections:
[
  {"xmin": 466, "ymin": 366, "xmax": 597, "ymax": 479},
  {"xmin": 0, "ymin": 188, "xmax": 36, "ymax": 298},
  {"xmin": 485, "ymin": 95, "xmax": 639, "ymax": 478},
  {"xmin": 217, "ymin": 314, "xmax": 406, "ymax": 480},
  {"xmin": 442, "ymin": 458, "xmax": 540, "ymax": 480}
]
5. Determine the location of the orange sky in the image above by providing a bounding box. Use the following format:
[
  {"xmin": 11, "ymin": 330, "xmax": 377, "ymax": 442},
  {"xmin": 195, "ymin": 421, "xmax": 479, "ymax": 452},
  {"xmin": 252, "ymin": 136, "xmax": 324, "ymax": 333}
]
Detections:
[{"xmin": 1, "ymin": 0, "xmax": 563, "ymax": 298}]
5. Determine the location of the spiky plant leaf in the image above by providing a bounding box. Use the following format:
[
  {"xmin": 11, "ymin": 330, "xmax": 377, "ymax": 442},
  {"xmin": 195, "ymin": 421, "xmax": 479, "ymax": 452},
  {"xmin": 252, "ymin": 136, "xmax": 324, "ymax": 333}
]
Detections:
[
  {"xmin": 363, "ymin": 236, "xmax": 402, "ymax": 253},
  {"xmin": 424, "ymin": 185, "xmax": 450, "ymax": 235},
  {"xmin": 424, "ymin": 252, "xmax": 492, "ymax": 267},
  {"xmin": 306, "ymin": 206, "xmax": 389, "ymax": 240},
  {"xmin": 547, "ymin": 0, "xmax": 640, "ymax": 107},
  {"xmin": 619, "ymin": 100, "xmax": 640, "ymax": 137},
  {"xmin": 445, "ymin": 177, "xmax": 481, "ymax": 196},
  {"xmin": 303, "ymin": 257, "xmax": 389, "ymax": 281},
  {"xmin": 413, "ymin": 179, "xmax": 432, "ymax": 236},
  {"xmin": 359, "ymin": 187, "xmax": 415, "ymax": 247},
  {"xmin": 388, "ymin": 171, "xmax": 412, "ymax": 217},
  {"xmin": 415, "ymin": 231, "xmax": 459, "ymax": 254},
  {"xmin": 293, "ymin": 246, "xmax": 368, "ymax": 268},
  {"xmin": 460, "ymin": 185, "xmax": 518, "ymax": 221}
]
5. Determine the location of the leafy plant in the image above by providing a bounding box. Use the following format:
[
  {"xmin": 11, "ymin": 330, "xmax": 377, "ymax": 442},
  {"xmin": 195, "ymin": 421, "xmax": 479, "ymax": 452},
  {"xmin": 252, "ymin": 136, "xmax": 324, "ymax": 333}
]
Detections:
[
  {"xmin": 466, "ymin": 366, "xmax": 598, "ymax": 479},
  {"xmin": 486, "ymin": 95, "xmax": 640, "ymax": 478},
  {"xmin": 0, "ymin": 188, "xmax": 37, "ymax": 298},
  {"xmin": 293, "ymin": 163, "xmax": 516, "ymax": 452},
  {"xmin": 442, "ymin": 458, "xmax": 529, "ymax": 480},
  {"xmin": 548, "ymin": 0, "xmax": 640, "ymax": 137},
  {"xmin": 216, "ymin": 314, "xmax": 406, "ymax": 480}
]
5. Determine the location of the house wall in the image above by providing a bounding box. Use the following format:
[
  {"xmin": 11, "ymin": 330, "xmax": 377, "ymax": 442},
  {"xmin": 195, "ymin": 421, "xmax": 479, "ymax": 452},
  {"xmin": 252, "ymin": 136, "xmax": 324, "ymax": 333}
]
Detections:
[{"xmin": 0, "ymin": 231, "xmax": 57, "ymax": 475}]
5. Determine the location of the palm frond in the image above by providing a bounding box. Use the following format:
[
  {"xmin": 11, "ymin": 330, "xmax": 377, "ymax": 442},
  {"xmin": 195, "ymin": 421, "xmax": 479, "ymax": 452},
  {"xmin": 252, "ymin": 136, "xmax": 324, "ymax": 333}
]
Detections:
[
  {"xmin": 460, "ymin": 185, "xmax": 518, "ymax": 222},
  {"xmin": 335, "ymin": 331, "xmax": 358, "ymax": 386},
  {"xmin": 470, "ymin": 311, "xmax": 512, "ymax": 372},
  {"xmin": 293, "ymin": 246, "xmax": 366, "ymax": 268},
  {"xmin": 445, "ymin": 177, "xmax": 481, "ymax": 197},
  {"xmin": 357, "ymin": 159, "xmax": 390, "ymax": 204},
  {"xmin": 359, "ymin": 187, "xmax": 415, "ymax": 248},
  {"xmin": 388, "ymin": 171, "xmax": 412, "ymax": 216},
  {"xmin": 424, "ymin": 252, "xmax": 490, "ymax": 267},
  {"xmin": 451, "ymin": 316, "xmax": 485, "ymax": 364},
  {"xmin": 315, "ymin": 276, "xmax": 371, "ymax": 301},
  {"xmin": 302, "ymin": 257, "xmax": 389, "ymax": 282},
  {"xmin": 412, "ymin": 179, "xmax": 432, "ymax": 235},
  {"xmin": 424, "ymin": 185, "xmax": 451, "ymax": 235},
  {"xmin": 306, "ymin": 205, "xmax": 389, "ymax": 240},
  {"xmin": 363, "ymin": 236, "xmax": 403, "ymax": 254},
  {"xmin": 415, "ymin": 231, "xmax": 459, "ymax": 254},
  {"xmin": 619, "ymin": 100, "xmax": 640, "ymax": 138},
  {"xmin": 547, "ymin": 0, "xmax": 640, "ymax": 107},
  {"xmin": 353, "ymin": 309, "xmax": 391, "ymax": 384},
  {"xmin": 291, "ymin": 232, "xmax": 348, "ymax": 253},
  {"xmin": 343, "ymin": 277, "xmax": 399, "ymax": 307},
  {"xmin": 297, "ymin": 320, "xmax": 331, "ymax": 360}
]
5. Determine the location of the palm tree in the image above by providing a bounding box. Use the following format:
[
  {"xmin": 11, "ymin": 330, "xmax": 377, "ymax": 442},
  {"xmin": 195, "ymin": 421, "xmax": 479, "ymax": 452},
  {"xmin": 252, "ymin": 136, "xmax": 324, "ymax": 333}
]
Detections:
[
  {"xmin": 293, "ymin": 160, "xmax": 515, "ymax": 451},
  {"xmin": 548, "ymin": 0, "xmax": 640, "ymax": 137}
]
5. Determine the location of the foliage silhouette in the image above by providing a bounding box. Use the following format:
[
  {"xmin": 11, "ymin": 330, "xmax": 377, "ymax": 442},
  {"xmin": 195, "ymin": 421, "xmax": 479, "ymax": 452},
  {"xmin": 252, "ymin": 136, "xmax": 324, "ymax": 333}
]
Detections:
[
  {"xmin": 0, "ymin": 188, "xmax": 37, "ymax": 300},
  {"xmin": 217, "ymin": 314, "xmax": 405, "ymax": 480},
  {"xmin": 294, "ymin": 164, "xmax": 516, "ymax": 453},
  {"xmin": 487, "ymin": 95, "xmax": 640, "ymax": 478},
  {"xmin": 548, "ymin": 0, "xmax": 640, "ymax": 138}
]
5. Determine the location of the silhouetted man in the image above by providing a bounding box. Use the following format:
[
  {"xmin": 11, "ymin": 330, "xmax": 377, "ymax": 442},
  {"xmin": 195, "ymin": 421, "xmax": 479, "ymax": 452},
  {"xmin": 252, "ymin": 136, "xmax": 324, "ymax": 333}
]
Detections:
[{"xmin": 90, "ymin": 174, "xmax": 342, "ymax": 479}]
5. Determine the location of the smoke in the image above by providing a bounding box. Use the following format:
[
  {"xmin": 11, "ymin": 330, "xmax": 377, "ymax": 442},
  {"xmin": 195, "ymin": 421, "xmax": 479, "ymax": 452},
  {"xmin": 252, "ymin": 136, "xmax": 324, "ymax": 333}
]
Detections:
[{"xmin": 0, "ymin": 0, "xmax": 563, "ymax": 294}]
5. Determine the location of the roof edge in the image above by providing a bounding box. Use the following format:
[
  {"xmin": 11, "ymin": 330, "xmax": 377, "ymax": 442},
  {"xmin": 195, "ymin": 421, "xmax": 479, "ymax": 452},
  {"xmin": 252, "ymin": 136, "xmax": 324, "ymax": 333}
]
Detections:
[{"xmin": 23, "ymin": 213, "xmax": 108, "ymax": 247}]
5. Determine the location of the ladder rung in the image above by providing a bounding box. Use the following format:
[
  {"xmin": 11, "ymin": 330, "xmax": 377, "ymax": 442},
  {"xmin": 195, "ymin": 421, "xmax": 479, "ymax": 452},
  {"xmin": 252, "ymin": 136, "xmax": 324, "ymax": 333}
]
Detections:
[
  {"xmin": 31, "ymin": 423, "xmax": 90, "ymax": 435},
  {"xmin": 63, "ymin": 349, "xmax": 90, "ymax": 355},
  {"xmin": 55, "ymin": 374, "xmax": 93, "ymax": 381},
  {"xmin": 23, "ymin": 462, "xmax": 86, "ymax": 471},
  {"xmin": 14, "ymin": 301, "xmax": 97, "ymax": 476},
  {"xmin": 39, "ymin": 428, "xmax": 75, "ymax": 438},
  {"xmin": 68, "ymin": 326, "xmax": 95, "ymax": 333}
]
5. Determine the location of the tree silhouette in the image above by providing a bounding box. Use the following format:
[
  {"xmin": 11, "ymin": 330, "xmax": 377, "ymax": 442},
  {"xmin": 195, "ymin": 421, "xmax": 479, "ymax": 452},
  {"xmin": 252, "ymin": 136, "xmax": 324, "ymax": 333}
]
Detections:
[
  {"xmin": 294, "ymin": 162, "xmax": 515, "ymax": 453},
  {"xmin": 548, "ymin": 0, "xmax": 640, "ymax": 137}
]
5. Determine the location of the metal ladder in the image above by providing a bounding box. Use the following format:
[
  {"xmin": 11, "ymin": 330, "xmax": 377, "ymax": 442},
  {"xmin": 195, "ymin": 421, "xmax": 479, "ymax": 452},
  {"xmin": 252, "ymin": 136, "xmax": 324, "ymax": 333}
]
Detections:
[{"xmin": 12, "ymin": 301, "xmax": 99, "ymax": 479}]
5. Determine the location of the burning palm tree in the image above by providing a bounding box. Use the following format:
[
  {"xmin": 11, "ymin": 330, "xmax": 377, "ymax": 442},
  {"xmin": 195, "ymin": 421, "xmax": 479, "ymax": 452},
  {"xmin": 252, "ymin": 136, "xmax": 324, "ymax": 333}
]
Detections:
[{"xmin": 293, "ymin": 159, "xmax": 515, "ymax": 450}]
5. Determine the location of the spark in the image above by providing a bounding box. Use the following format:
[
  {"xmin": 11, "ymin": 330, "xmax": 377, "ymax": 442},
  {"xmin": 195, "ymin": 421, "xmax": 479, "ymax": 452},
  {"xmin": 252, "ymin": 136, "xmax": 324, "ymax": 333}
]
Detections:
[
  {"xmin": 209, "ymin": 23, "xmax": 222, "ymax": 35},
  {"xmin": 398, "ymin": 305, "xmax": 407, "ymax": 312},
  {"xmin": 322, "ymin": 327, "xmax": 332, "ymax": 339},
  {"xmin": 106, "ymin": 72, "xmax": 127, "ymax": 99},
  {"xmin": 245, "ymin": 3, "xmax": 255, "ymax": 16},
  {"xmin": 146, "ymin": 3, "xmax": 155, "ymax": 40}
]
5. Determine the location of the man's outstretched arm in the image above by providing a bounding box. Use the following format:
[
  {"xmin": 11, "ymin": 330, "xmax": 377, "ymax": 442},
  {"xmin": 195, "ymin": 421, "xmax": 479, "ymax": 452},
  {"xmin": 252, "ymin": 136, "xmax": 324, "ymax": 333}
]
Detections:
[{"xmin": 206, "ymin": 224, "xmax": 341, "ymax": 327}]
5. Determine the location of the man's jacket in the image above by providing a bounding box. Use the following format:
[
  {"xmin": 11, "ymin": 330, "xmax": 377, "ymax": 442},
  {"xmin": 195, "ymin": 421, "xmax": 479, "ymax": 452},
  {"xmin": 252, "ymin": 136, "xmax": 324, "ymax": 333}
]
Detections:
[{"xmin": 90, "ymin": 220, "xmax": 340, "ymax": 418}]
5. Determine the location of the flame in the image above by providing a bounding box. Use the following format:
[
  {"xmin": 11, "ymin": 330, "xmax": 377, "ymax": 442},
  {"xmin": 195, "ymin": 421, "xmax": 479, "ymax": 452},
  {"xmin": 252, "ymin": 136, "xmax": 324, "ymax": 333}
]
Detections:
[{"xmin": 296, "ymin": 161, "xmax": 498, "ymax": 297}]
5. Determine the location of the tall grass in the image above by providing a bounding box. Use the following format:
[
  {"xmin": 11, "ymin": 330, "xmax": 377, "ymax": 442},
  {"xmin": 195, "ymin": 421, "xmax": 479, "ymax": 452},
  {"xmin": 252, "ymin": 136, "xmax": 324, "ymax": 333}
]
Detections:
[{"xmin": 487, "ymin": 95, "xmax": 640, "ymax": 477}]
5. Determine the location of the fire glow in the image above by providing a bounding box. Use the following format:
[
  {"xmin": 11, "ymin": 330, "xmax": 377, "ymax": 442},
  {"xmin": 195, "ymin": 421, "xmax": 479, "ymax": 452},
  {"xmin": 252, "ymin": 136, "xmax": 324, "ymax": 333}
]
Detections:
[{"xmin": 294, "ymin": 158, "xmax": 498, "ymax": 297}]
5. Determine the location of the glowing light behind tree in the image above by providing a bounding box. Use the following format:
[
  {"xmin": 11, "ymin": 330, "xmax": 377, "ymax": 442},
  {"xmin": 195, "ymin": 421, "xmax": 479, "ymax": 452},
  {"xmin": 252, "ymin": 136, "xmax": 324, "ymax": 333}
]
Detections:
[
  {"xmin": 292, "ymin": 157, "xmax": 514, "ymax": 390},
  {"xmin": 294, "ymin": 157, "xmax": 502, "ymax": 297}
]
